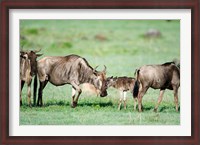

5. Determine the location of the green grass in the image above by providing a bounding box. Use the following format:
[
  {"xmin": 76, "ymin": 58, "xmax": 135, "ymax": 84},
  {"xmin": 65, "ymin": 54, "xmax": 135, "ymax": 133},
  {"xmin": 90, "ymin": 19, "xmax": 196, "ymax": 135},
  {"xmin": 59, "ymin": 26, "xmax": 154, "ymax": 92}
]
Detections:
[{"xmin": 20, "ymin": 20, "xmax": 180, "ymax": 125}]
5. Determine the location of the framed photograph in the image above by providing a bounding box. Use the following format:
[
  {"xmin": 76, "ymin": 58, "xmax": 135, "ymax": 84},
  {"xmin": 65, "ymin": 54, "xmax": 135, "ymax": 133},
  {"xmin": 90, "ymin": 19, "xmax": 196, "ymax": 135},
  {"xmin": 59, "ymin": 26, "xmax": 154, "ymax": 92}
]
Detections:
[{"xmin": 1, "ymin": 0, "xmax": 199, "ymax": 145}]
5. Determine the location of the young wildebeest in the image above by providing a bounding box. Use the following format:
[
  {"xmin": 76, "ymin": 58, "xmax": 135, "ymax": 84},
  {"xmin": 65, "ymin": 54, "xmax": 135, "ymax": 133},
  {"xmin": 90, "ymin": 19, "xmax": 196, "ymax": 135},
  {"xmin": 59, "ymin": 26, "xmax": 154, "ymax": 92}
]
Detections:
[
  {"xmin": 106, "ymin": 76, "xmax": 136, "ymax": 110},
  {"xmin": 20, "ymin": 49, "xmax": 42, "ymax": 107},
  {"xmin": 133, "ymin": 61, "xmax": 180, "ymax": 112},
  {"xmin": 35, "ymin": 54, "xmax": 108, "ymax": 107}
]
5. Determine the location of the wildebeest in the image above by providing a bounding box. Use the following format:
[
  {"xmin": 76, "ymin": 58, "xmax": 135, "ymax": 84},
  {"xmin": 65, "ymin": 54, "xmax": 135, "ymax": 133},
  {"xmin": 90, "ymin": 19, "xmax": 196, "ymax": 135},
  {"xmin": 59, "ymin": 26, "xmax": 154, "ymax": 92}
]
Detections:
[
  {"xmin": 35, "ymin": 54, "xmax": 108, "ymax": 107},
  {"xmin": 20, "ymin": 49, "xmax": 42, "ymax": 107},
  {"xmin": 81, "ymin": 83, "xmax": 100, "ymax": 96},
  {"xmin": 133, "ymin": 61, "xmax": 180, "ymax": 112},
  {"xmin": 106, "ymin": 76, "xmax": 136, "ymax": 110}
]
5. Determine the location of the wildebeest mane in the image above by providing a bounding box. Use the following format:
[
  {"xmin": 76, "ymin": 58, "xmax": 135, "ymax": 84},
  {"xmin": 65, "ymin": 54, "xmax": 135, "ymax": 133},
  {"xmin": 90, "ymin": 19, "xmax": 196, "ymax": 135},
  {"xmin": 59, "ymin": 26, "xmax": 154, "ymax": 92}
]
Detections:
[
  {"xmin": 82, "ymin": 57, "xmax": 94, "ymax": 71},
  {"xmin": 77, "ymin": 57, "xmax": 95, "ymax": 83},
  {"xmin": 162, "ymin": 61, "xmax": 180, "ymax": 70},
  {"xmin": 64, "ymin": 54, "xmax": 94, "ymax": 71},
  {"xmin": 162, "ymin": 61, "xmax": 175, "ymax": 66}
]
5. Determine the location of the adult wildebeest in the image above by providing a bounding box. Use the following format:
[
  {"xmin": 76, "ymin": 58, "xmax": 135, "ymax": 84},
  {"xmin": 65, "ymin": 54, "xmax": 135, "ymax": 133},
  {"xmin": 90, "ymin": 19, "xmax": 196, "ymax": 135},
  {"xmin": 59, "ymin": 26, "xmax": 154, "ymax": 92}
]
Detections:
[
  {"xmin": 35, "ymin": 54, "xmax": 108, "ymax": 107},
  {"xmin": 106, "ymin": 76, "xmax": 136, "ymax": 110},
  {"xmin": 133, "ymin": 61, "xmax": 180, "ymax": 112},
  {"xmin": 20, "ymin": 49, "xmax": 42, "ymax": 107}
]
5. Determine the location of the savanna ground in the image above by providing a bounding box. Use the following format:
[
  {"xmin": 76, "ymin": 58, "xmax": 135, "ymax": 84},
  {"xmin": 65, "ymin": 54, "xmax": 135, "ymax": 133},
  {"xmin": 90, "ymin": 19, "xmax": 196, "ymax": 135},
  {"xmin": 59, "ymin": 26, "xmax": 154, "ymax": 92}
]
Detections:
[{"xmin": 20, "ymin": 20, "xmax": 180, "ymax": 125}]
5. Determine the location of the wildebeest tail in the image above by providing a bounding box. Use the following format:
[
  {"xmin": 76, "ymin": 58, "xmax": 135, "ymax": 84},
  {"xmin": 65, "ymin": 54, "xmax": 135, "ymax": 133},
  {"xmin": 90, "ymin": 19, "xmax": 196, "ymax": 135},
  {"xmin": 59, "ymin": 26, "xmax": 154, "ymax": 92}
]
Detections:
[
  {"xmin": 133, "ymin": 69, "xmax": 140, "ymax": 98},
  {"xmin": 33, "ymin": 75, "xmax": 37, "ymax": 106}
]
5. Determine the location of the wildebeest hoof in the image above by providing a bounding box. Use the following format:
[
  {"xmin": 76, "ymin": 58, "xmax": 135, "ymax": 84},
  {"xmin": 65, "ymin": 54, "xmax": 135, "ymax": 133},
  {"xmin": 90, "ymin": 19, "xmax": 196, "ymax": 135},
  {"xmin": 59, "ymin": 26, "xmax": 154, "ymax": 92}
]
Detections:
[
  {"xmin": 37, "ymin": 104, "xmax": 43, "ymax": 107},
  {"xmin": 71, "ymin": 102, "xmax": 77, "ymax": 108},
  {"xmin": 154, "ymin": 108, "xmax": 158, "ymax": 112},
  {"xmin": 20, "ymin": 102, "xmax": 22, "ymax": 106},
  {"xmin": 139, "ymin": 110, "xmax": 143, "ymax": 112}
]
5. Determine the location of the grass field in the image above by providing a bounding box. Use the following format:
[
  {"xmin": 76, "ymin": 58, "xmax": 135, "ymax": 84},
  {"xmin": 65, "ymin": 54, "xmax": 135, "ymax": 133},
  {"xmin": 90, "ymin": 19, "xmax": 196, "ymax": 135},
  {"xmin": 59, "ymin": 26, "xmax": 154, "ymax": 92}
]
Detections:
[{"xmin": 20, "ymin": 20, "xmax": 180, "ymax": 125}]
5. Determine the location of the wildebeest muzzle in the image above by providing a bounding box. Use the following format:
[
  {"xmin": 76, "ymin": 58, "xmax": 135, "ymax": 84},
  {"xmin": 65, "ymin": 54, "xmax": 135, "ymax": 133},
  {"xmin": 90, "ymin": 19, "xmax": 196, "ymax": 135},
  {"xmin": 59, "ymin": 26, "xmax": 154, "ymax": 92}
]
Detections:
[{"xmin": 100, "ymin": 91, "xmax": 107, "ymax": 97}]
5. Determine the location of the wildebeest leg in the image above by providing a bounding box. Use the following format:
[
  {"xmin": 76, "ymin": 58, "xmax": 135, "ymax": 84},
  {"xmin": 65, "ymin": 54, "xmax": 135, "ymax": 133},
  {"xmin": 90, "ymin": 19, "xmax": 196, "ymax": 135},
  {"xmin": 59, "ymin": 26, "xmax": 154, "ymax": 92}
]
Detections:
[
  {"xmin": 71, "ymin": 87, "xmax": 76, "ymax": 107},
  {"xmin": 138, "ymin": 86, "xmax": 148, "ymax": 112},
  {"xmin": 33, "ymin": 75, "xmax": 38, "ymax": 106},
  {"xmin": 27, "ymin": 81, "xmax": 32, "ymax": 107},
  {"xmin": 37, "ymin": 80, "xmax": 48, "ymax": 106},
  {"xmin": 71, "ymin": 81, "xmax": 82, "ymax": 108},
  {"xmin": 133, "ymin": 98, "xmax": 137, "ymax": 111},
  {"xmin": 173, "ymin": 86, "xmax": 179, "ymax": 112},
  {"xmin": 118, "ymin": 91, "xmax": 123, "ymax": 110},
  {"xmin": 154, "ymin": 89, "xmax": 165, "ymax": 112},
  {"xmin": 123, "ymin": 91, "xmax": 127, "ymax": 110},
  {"xmin": 20, "ymin": 80, "xmax": 25, "ymax": 106}
]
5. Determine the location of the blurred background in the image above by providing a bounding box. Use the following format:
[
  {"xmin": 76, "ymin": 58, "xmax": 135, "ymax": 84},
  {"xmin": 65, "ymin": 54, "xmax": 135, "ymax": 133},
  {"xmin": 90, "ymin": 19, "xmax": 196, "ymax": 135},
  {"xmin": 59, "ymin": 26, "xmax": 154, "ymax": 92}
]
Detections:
[{"xmin": 20, "ymin": 20, "xmax": 180, "ymax": 77}]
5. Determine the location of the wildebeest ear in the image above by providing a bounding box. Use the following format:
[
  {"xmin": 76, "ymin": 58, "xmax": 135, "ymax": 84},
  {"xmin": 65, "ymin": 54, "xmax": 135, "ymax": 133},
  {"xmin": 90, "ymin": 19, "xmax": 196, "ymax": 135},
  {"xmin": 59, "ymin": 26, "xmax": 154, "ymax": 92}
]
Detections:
[
  {"xmin": 20, "ymin": 55, "xmax": 26, "ymax": 59},
  {"xmin": 107, "ymin": 76, "xmax": 113, "ymax": 80},
  {"xmin": 93, "ymin": 65, "xmax": 99, "ymax": 71},
  {"xmin": 113, "ymin": 77, "xmax": 117, "ymax": 81},
  {"xmin": 20, "ymin": 53, "xmax": 28, "ymax": 59},
  {"xmin": 20, "ymin": 51, "xmax": 25, "ymax": 57},
  {"xmin": 37, "ymin": 54, "xmax": 43, "ymax": 57}
]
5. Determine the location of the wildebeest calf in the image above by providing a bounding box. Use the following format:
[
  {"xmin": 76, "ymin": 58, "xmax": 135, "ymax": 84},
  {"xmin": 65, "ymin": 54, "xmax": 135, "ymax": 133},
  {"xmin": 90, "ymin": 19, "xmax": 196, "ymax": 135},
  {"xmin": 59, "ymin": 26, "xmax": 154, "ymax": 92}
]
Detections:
[
  {"xmin": 20, "ymin": 49, "xmax": 42, "ymax": 107},
  {"xmin": 35, "ymin": 54, "xmax": 108, "ymax": 107},
  {"xmin": 133, "ymin": 61, "xmax": 180, "ymax": 112},
  {"xmin": 106, "ymin": 76, "xmax": 136, "ymax": 110}
]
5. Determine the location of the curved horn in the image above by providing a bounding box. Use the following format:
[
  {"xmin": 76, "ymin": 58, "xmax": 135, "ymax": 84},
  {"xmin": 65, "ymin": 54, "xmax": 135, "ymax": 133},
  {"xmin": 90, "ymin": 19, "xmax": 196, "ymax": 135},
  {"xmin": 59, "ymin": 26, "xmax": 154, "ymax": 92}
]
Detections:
[
  {"xmin": 103, "ymin": 65, "xmax": 107, "ymax": 73},
  {"xmin": 94, "ymin": 65, "xmax": 99, "ymax": 70},
  {"xmin": 93, "ymin": 65, "xmax": 98, "ymax": 74},
  {"xmin": 33, "ymin": 48, "xmax": 42, "ymax": 53}
]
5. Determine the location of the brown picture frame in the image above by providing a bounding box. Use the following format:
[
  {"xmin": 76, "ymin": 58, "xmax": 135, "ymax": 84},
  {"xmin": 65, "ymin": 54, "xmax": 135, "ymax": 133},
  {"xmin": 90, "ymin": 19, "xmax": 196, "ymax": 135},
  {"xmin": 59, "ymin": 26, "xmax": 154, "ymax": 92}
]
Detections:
[{"xmin": 1, "ymin": 0, "xmax": 199, "ymax": 144}]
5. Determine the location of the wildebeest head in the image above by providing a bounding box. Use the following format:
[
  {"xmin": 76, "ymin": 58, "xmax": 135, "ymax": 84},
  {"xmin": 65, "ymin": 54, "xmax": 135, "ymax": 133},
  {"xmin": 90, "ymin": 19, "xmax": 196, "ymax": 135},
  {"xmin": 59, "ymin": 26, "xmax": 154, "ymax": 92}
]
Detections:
[
  {"xmin": 106, "ymin": 76, "xmax": 117, "ymax": 88},
  {"xmin": 20, "ymin": 48, "xmax": 43, "ymax": 76},
  {"xmin": 93, "ymin": 65, "xmax": 108, "ymax": 97}
]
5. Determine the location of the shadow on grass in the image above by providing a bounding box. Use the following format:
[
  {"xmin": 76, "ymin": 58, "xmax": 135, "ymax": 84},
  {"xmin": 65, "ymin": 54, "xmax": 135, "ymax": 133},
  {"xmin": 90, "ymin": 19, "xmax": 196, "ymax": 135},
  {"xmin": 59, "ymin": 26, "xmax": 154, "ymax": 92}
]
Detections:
[
  {"xmin": 77, "ymin": 101, "xmax": 114, "ymax": 107},
  {"xmin": 22, "ymin": 100, "xmax": 179, "ymax": 112},
  {"xmin": 135, "ymin": 104, "xmax": 179, "ymax": 112},
  {"xmin": 29, "ymin": 100, "xmax": 114, "ymax": 108},
  {"xmin": 159, "ymin": 106, "xmax": 180, "ymax": 112}
]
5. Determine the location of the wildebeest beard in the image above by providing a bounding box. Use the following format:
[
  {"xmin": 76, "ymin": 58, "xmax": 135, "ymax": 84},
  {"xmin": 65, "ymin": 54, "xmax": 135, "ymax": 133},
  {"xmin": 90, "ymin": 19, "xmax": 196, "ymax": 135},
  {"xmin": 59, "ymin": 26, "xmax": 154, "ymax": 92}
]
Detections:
[{"xmin": 30, "ymin": 60, "xmax": 37, "ymax": 76}]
